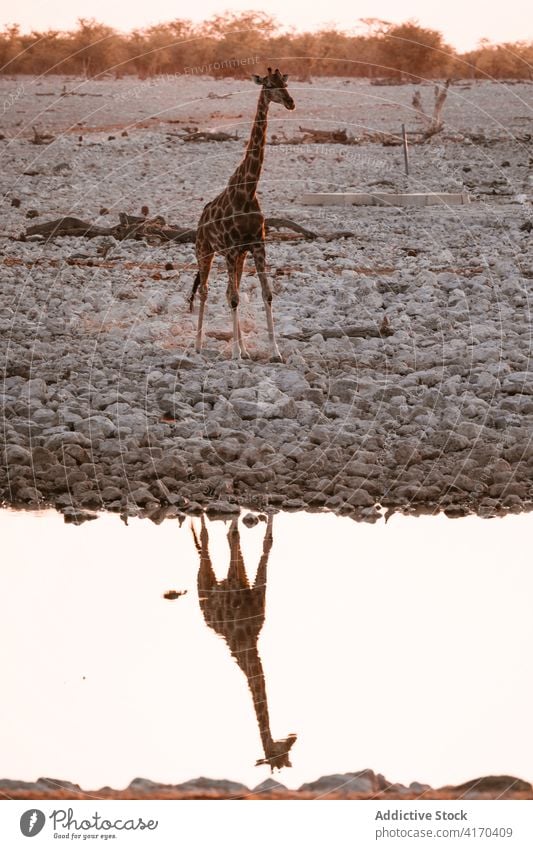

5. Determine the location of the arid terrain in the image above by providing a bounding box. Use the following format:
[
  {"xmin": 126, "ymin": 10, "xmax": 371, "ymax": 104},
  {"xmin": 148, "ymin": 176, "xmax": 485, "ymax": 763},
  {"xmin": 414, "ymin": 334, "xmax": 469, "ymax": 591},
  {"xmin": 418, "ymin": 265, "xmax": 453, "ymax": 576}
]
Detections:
[
  {"xmin": 1, "ymin": 75, "xmax": 533, "ymax": 521},
  {"xmin": 1, "ymin": 772, "xmax": 532, "ymax": 801}
]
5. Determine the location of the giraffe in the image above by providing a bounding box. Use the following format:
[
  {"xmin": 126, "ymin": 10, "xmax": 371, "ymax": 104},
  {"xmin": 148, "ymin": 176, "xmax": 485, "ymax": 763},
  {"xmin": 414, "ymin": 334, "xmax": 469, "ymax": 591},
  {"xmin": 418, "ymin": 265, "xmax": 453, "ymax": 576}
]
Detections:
[
  {"xmin": 189, "ymin": 68, "xmax": 295, "ymax": 362},
  {"xmin": 192, "ymin": 515, "xmax": 297, "ymax": 770}
]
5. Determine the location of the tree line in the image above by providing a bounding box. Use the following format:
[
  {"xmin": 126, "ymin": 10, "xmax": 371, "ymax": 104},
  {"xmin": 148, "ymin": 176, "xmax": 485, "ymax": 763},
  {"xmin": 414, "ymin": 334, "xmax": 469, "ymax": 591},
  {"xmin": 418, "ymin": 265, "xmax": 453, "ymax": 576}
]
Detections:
[{"xmin": 0, "ymin": 13, "xmax": 532, "ymax": 81}]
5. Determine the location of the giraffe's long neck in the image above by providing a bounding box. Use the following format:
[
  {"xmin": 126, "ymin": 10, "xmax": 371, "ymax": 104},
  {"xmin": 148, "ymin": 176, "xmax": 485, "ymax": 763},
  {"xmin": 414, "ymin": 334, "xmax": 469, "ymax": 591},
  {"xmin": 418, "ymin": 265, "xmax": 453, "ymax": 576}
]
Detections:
[
  {"xmin": 232, "ymin": 642, "xmax": 275, "ymax": 756},
  {"xmin": 227, "ymin": 89, "xmax": 269, "ymax": 197}
]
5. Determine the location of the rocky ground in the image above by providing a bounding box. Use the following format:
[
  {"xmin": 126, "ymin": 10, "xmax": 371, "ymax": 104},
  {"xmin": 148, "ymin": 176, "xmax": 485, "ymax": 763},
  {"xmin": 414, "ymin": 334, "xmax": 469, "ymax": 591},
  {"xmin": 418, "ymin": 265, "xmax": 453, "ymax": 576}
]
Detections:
[
  {"xmin": 1, "ymin": 76, "xmax": 533, "ymax": 520},
  {"xmin": 1, "ymin": 771, "xmax": 531, "ymax": 801}
]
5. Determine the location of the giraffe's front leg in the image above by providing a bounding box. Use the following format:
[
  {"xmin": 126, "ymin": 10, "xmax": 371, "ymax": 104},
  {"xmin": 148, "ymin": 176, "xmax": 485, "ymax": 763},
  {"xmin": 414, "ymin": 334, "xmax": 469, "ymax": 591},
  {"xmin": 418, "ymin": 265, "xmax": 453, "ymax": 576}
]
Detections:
[
  {"xmin": 226, "ymin": 257, "xmax": 245, "ymax": 360},
  {"xmin": 251, "ymin": 244, "xmax": 282, "ymax": 363},
  {"xmin": 230, "ymin": 308, "xmax": 251, "ymax": 360},
  {"xmin": 194, "ymin": 249, "xmax": 213, "ymax": 354},
  {"xmin": 231, "ymin": 306, "xmax": 241, "ymax": 360},
  {"xmin": 237, "ymin": 317, "xmax": 250, "ymax": 359},
  {"xmin": 235, "ymin": 252, "xmax": 250, "ymax": 359},
  {"xmin": 195, "ymin": 288, "xmax": 207, "ymax": 354}
]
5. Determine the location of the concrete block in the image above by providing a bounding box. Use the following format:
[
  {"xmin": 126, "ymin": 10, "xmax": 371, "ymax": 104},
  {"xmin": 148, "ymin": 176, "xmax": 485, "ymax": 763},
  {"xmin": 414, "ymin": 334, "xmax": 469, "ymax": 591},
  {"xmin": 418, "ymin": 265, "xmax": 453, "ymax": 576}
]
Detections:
[{"xmin": 301, "ymin": 192, "xmax": 471, "ymax": 207}]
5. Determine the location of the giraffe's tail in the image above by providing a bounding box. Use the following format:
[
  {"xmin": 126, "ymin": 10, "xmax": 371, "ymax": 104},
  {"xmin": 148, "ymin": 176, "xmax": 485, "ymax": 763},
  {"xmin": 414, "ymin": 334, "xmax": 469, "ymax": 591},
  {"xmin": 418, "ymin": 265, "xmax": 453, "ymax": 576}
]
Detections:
[{"xmin": 189, "ymin": 271, "xmax": 201, "ymax": 312}]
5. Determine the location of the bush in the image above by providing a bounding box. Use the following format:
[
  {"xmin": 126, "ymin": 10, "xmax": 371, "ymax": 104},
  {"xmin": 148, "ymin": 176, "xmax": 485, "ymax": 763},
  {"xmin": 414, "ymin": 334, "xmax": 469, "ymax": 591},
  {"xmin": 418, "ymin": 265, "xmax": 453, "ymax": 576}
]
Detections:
[{"xmin": 0, "ymin": 14, "xmax": 531, "ymax": 80}]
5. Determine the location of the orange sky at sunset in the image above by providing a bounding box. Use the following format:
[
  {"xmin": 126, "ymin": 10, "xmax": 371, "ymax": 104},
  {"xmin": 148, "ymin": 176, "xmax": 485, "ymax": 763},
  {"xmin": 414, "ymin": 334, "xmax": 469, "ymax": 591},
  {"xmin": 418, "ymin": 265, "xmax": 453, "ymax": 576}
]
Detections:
[{"xmin": 1, "ymin": 0, "xmax": 532, "ymax": 52}]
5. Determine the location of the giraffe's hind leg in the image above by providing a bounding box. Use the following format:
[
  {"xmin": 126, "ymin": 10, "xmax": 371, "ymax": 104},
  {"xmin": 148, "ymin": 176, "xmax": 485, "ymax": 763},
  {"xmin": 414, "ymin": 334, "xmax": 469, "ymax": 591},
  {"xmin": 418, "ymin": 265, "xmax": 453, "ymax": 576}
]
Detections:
[
  {"xmin": 235, "ymin": 252, "xmax": 250, "ymax": 359},
  {"xmin": 251, "ymin": 242, "xmax": 282, "ymax": 362},
  {"xmin": 226, "ymin": 251, "xmax": 247, "ymax": 360},
  {"xmin": 194, "ymin": 244, "xmax": 213, "ymax": 354}
]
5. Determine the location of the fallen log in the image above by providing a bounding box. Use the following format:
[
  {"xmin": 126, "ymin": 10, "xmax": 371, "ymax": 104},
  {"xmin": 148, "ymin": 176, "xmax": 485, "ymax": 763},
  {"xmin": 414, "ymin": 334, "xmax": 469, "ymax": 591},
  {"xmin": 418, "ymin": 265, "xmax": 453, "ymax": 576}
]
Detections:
[
  {"xmin": 24, "ymin": 217, "xmax": 115, "ymax": 239},
  {"xmin": 118, "ymin": 212, "xmax": 165, "ymax": 239},
  {"xmin": 22, "ymin": 213, "xmax": 353, "ymax": 244},
  {"xmin": 265, "ymin": 218, "xmax": 353, "ymax": 241},
  {"xmin": 154, "ymin": 225, "xmax": 197, "ymax": 243},
  {"xmin": 180, "ymin": 129, "xmax": 239, "ymax": 142},
  {"xmin": 409, "ymin": 80, "xmax": 450, "ymax": 141},
  {"xmin": 370, "ymin": 77, "xmax": 407, "ymax": 86},
  {"xmin": 298, "ymin": 126, "xmax": 355, "ymax": 144},
  {"xmin": 264, "ymin": 217, "xmax": 317, "ymax": 239},
  {"xmin": 288, "ymin": 319, "xmax": 393, "ymax": 340},
  {"xmin": 31, "ymin": 126, "xmax": 55, "ymax": 145}
]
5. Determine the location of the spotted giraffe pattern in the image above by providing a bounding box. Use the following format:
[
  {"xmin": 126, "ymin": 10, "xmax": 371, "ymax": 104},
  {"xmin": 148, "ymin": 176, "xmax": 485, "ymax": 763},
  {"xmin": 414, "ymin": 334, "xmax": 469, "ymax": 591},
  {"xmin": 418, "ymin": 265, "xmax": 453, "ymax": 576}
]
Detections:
[
  {"xmin": 193, "ymin": 515, "xmax": 297, "ymax": 770},
  {"xmin": 189, "ymin": 69, "xmax": 295, "ymax": 361}
]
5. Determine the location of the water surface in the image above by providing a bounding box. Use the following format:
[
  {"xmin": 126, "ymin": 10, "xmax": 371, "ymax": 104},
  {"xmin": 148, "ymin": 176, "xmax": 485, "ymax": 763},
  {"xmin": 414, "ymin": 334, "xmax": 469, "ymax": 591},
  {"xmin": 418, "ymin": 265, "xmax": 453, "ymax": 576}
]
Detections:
[{"xmin": 1, "ymin": 508, "xmax": 531, "ymax": 791}]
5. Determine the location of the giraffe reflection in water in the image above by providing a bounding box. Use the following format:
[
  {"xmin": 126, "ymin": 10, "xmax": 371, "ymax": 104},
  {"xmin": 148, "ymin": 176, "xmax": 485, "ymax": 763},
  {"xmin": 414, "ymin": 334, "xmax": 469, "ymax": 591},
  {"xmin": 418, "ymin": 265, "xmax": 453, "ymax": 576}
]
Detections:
[{"xmin": 192, "ymin": 515, "xmax": 297, "ymax": 770}]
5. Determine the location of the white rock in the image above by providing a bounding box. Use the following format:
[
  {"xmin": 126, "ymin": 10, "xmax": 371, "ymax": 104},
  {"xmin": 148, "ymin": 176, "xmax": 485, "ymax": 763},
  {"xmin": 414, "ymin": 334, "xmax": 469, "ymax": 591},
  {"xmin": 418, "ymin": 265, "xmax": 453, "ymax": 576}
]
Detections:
[
  {"xmin": 18, "ymin": 378, "xmax": 47, "ymax": 404},
  {"xmin": 76, "ymin": 416, "xmax": 117, "ymax": 439}
]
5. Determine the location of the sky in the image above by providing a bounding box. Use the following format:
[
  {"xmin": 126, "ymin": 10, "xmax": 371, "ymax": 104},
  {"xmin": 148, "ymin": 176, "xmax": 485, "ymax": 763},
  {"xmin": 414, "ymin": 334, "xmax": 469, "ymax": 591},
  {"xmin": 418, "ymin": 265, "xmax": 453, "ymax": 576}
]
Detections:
[
  {"xmin": 1, "ymin": 0, "xmax": 532, "ymax": 52},
  {"xmin": 2, "ymin": 508, "xmax": 532, "ymax": 790}
]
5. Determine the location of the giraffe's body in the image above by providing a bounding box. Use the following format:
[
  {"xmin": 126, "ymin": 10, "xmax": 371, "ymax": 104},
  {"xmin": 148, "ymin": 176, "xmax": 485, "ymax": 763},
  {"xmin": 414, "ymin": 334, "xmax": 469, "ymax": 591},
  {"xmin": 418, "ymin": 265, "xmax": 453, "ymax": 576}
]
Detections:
[
  {"xmin": 193, "ymin": 516, "xmax": 297, "ymax": 770},
  {"xmin": 190, "ymin": 69, "xmax": 295, "ymax": 361}
]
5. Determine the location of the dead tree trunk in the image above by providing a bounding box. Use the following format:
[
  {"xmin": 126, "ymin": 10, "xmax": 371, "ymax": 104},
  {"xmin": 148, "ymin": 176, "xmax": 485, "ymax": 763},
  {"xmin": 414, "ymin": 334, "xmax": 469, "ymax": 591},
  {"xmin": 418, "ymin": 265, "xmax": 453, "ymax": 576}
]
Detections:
[
  {"xmin": 409, "ymin": 80, "xmax": 450, "ymax": 140},
  {"xmin": 432, "ymin": 80, "xmax": 450, "ymax": 130},
  {"xmin": 287, "ymin": 318, "xmax": 393, "ymax": 340},
  {"xmin": 412, "ymin": 90, "xmax": 426, "ymax": 121},
  {"xmin": 31, "ymin": 126, "xmax": 55, "ymax": 145},
  {"xmin": 24, "ymin": 217, "xmax": 115, "ymax": 238}
]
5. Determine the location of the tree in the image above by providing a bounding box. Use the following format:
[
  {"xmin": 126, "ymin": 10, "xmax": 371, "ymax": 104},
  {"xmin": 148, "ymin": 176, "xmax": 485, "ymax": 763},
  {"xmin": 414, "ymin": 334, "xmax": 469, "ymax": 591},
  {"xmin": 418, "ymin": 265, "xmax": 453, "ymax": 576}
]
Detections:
[
  {"xmin": 379, "ymin": 20, "xmax": 452, "ymax": 79},
  {"xmin": 0, "ymin": 24, "xmax": 24, "ymax": 71},
  {"xmin": 71, "ymin": 18, "xmax": 120, "ymax": 77}
]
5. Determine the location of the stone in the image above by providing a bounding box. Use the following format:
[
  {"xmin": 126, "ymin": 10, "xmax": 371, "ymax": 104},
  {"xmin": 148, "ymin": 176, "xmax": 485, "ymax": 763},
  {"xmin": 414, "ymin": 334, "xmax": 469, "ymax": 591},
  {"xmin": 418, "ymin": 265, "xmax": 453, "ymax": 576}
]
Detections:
[
  {"xmin": 154, "ymin": 454, "xmax": 188, "ymax": 479},
  {"xmin": 44, "ymin": 432, "xmax": 92, "ymax": 450},
  {"xmin": 205, "ymin": 500, "xmax": 240, "ymax": 515},
  {"xmin": 130, "ymin": 487, "xmax": 157, "ymax": 506},
  {"xmin": 216, "ymin": 439, "xmax": 242, "ymax": 462},
  {"xmin": 501, "ymin": 373, "xmax": 533, "ymax": 394},
  {"xmin": 299, "ymin": 770, "xmax": 381, "ymax": 795},
  {"xmin": 4, "ymin": 445, "xmax": 32, "ymax": 466},
  {"xmin": 210, "ymin": 398, "xmax": 242, "ymax": 428},
  {"xmin": 32, "ymin": 446, "xmax": 58, "ymax": 467},
  {"xmin": 18, "ymin": 378, "xmax": 48, "ymax": 403},
  {"xmin": 15, "ymin": 485, "xmax": 42, "ymax": 502},
  {"xmin": 75, "ymin": 416, "xmax": 117, "ymax": 439}
]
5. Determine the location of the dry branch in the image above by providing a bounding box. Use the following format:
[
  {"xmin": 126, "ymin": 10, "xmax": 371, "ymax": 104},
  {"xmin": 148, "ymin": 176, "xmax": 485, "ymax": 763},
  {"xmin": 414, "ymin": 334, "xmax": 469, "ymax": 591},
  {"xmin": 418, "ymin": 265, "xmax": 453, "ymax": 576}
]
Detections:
[
  {"xmin": 432, "ymin": 80, "xmax": 450, "ymax": 130},
  {"xmin": 410, "ymin": 80, "xmax": 450, "ymax": 140},
  {"xmin": 265, "ymin": 218, "xmax": 317, "ymax": 239},
  {"xmin": 270, "ymin": 127, "xmax": 361, "ymax": 146},
  {"xmin": 298, "ymin": 126, "xmax": 354, "ymax": 144},
  {"xmin": 179, "ymin": 128, "xmax": 239, "ymax": 142},
  {"xmin": 25, "ymin": 217, "xmax": 114, "ymax": 238},
  {"xmin": 412, "ymin": 90, "xmax": 426, "ymax": 120},
  {"xmin": 288, "ymin": 318, "xmax": 393, "ymax": 340},
  {"xmin": 22, "ymin": 213, "xmax": 353, "ymax": 244},
  {"xmin": 60, "ymin": 85, "xmax": 103, "ymax": 97},
  {"xmin": 266, "ymin": 218, "xmax": 353, "ymax": 241},
  {"xmin": 370, "ymin": 77, "xmax": 407, "ymax": 86},
  {"xmin": 31, "ymin": 126, "xmax": 55, "ymax": 145}
]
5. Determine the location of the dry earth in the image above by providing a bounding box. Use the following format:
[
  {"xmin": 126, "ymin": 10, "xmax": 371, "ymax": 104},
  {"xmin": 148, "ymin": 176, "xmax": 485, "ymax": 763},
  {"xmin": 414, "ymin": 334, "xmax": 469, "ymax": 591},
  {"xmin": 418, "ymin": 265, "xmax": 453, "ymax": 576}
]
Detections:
[
  {"xmin": 1, "ymin": 76, "xmax": 533, "ymax": 520},
  {"xmin": 1, "ymin": 771, "xmax": 531, "ymax": 801}
]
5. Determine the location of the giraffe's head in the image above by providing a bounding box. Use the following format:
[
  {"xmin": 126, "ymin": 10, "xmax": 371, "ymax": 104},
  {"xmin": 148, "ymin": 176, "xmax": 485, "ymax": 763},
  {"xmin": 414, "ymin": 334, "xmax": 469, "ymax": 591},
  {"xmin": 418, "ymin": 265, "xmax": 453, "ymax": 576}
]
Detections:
[{"xmin": 252, "ymin": 67, "xmax": 295, "ymax": 110}]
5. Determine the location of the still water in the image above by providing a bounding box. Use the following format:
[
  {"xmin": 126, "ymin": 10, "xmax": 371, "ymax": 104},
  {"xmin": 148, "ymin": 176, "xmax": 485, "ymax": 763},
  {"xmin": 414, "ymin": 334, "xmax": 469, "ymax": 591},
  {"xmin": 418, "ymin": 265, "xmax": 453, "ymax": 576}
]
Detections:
[{"xmin": 1, "ymin": 508, "xmax": 532, "ymax": 791}]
